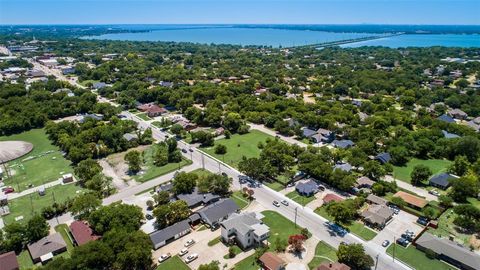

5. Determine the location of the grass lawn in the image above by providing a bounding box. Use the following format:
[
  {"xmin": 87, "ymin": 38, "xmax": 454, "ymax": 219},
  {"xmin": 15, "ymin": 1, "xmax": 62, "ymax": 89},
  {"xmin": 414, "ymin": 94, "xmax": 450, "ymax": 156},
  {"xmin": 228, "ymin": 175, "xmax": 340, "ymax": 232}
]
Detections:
[
  {"xmin": 55, "ymin": 224, "xmax": 75, "ymax": 254},
  {"xmin": 307, "ymin": 241, "xmax": 338, "ymax": 269},
  {"xmin": 386, "ymin": 243, "xmax": 454, "ymax": 270},
  {"xmin": 79, "ymin": 79, "xmax": 99, "ymax": 87},
  {"xmin": 132, "ymin": 145, "xmax": 192, "ymax": 183},
  {"xmin": 392, "ymin": 158, "xmax": 452, "ymax": 183},
  {"xmin": 17, "ymin": 250, "xmax": 35, "ymax": 269},
  {"xmin": 208, "ymin": 236, "xmax": 221, "ymax": 246},
  {"xmin": 223, "ymin": 245, "xmax": 242, "ymax": 259},
  {"xmin": 135, "ymin": 112, "xmax": 151, "ymax": 121},
  {"xmin": 0, "ymin": 129, "xmax": 75, "ymax": 192},
  {"xmin": 467, "ymin": 197, "xmax": 480, "ymax": 209},
  {"xmin": 286, "ymin": 191, "xmax": 316, "ymax": 206},
  {"xmin": 261, "ymin": 210, "xmax": 307, "ymax": 245},
  {"xmin": 430, "ymin": 209, "xmax": 472, "ymax": 247},
  {"xmin": 156, "ymin": 255, "xmax": 190, "ymax": 270},
  {"xmin": 191, "ymin": 168, "xmax": 214, "ymax": 178},
  {"xmin": 266, "ymin": 181, "xmax": 284, "ymax": 191},
  {"xmin": 202, "ymin": 130, "xmax": 274, "ymax": 168},
  {"xmin": 230, "ymin": 190, "xmax": 250, "ymax": 209},
  {"xmin": 3, "ymin": 183, "xmax": 84, "ymax": 224},
  {"xmin": 234, "ymin": 253, "xmax": 260, "ymax": 270},
  {"xmin": 314, "ymin": 206, "xmax": 377, "ymax": 241}
]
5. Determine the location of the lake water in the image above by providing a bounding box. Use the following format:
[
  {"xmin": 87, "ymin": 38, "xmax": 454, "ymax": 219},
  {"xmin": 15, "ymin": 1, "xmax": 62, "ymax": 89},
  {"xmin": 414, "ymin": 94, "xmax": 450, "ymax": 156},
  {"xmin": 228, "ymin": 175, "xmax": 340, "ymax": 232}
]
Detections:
[{"xmin": 84, "ymin": 27, "xmax": 480, "ymax": 48}]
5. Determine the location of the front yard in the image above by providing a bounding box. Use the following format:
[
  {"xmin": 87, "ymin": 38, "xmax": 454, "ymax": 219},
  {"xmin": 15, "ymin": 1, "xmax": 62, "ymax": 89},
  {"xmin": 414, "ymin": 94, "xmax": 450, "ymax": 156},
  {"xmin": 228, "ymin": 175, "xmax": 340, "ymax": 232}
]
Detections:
[
  {"xmin": 307, "ymin": 241, "xmax": 338, "ymax": 269},
  {"xmin": 156, "ymin": 255, "xmax": 190, "ymax": 270},
  {"xmin": 392, "ymin": 158, "xmax": 452, "ymax": 183},
  {"xmin": 286, "ymin": 190, "xmax": 316, "ymax": 206},
  {"xmin": 386, "ymin": 243, "xmax": 454, "ymax": 270}
]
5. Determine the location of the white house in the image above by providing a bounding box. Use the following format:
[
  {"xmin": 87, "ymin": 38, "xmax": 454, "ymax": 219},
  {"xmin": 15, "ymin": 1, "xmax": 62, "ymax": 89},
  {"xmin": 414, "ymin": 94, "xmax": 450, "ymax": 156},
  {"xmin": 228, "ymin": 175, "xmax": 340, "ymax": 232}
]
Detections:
[{"xmin": 220, "ymin": 212, "xmax": 269, "ymax": 249}]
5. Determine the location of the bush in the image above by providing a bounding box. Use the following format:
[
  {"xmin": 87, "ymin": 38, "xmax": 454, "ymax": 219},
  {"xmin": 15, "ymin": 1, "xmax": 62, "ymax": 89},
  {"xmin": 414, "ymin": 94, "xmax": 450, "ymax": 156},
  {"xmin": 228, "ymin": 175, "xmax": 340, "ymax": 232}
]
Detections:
[{"xmin": 228, "ymin": 246, "xmax": 236, "ymax": 258}]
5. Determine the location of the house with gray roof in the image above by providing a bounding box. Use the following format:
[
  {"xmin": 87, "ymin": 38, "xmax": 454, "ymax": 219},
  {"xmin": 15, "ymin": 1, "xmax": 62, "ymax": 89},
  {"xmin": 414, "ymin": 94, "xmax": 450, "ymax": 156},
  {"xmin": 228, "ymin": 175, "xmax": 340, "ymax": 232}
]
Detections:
[
  {"xmin": 332, "ymin": 140, "xmax": 354, "ymax": 149},
  {"xmin": 415, "ymin": 232, "xmax": 480, "ymax": 270},
  {"xmin": 360, "ymin": 204, "xmax": 394, "ymax": 229},
  {"xmin": 442, "ymin": 130, "xmax": 460, "ymax": 139},
  {"xmin": 176, "ymin": 187, "xmax": 220, "ymax": 208},
  {"xmin": 220, "ymin": 212, "xmax": 269, "ymax": 249},
  {"xmin": 27, "ymin": 233, "xmax": 67, "ymax": 264},
  {"xmin": 302, "ymin": 127, "xmax": 317, "ymax": 138},
  {"xmin": 295, "ymin": 180, "xmax": 319, "ymax": 196},
  {"xmin": 375, "ymin": 152, "xmax": 392, "ymax": 164},
  {"xmin": 437, "ymin": 114, "xmax": 455, "ymax": 124},
  {"xmin": 149, "ymin": 220, "xmax": 191, "ymax": 249},
  {"xmin": 333, "ymin": 162, "xmax": 352, "ymax": 172},
  {"xmin": 429, "ymin": 173, "xmax": 458, "ymax": 190},
  {"xmin": 198, "ymin": 199, "xmax": 239, "ymax": 229}
]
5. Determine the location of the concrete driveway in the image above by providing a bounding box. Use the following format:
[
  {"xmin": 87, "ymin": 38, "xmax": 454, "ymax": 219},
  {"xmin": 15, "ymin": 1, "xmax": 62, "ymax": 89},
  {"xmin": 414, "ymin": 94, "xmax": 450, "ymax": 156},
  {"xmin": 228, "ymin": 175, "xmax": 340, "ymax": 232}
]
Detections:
[{"xmin": 372, "ymin": 210, "xmax": 423, "ymax": 247}]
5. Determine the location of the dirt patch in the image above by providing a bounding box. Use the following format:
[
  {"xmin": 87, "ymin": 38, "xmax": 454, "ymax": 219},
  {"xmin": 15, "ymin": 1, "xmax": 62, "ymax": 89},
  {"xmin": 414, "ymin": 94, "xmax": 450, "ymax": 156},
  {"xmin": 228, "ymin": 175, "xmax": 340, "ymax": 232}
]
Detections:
[
  {"xmin": 105, "ymin": 145, "xmax": 149, "ymax": 181},
  {"xmin": 468, "ymin": 235, "xmax": 480, "ymax": 250},
  {"xmin": 302, "ymin": 92, "xmax": 316, "ymax": 104}
]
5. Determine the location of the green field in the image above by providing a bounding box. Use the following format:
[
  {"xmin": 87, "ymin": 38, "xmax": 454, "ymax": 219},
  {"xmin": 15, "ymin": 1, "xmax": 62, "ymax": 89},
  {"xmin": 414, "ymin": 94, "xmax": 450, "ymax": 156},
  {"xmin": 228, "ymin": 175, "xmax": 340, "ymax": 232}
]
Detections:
[
  {"xmin": 234, "ymin": 253, "xmax": 259, "ymax": 270},
  {"xmin": 132, "ymin": 145, "xmax": 192, "ymax": 182},
  {"xmin": 430, "ymin": 209, "xmax": 471, "ymax": 247},
  {"xmin": 55, "ymin": 224, "xmax": 75, "ymax": 254},
  {"xmin": 393, "ymin": 158, "xmax": 452, "ymax": 183},
  {"xmin": 286, "ymin": 190, "xmax": 316, "ymax": 206},
  {"xmin": 266, "ymin": 181, "xmax": 284, "ymax": 191},
  {"xmin": 202, "ymin": 130, "xmax": 274, "ymax": 168},
  {"xmin": 261, "ymin": 210, "xmax": 307, "ymax": 245},
  {"xmin": 307, "ymin": 241, "xmax": 338, "ymax": 269},
  {"xmin": 17, "ymin": 249, "xmax": 35, "ymax": 269},
  {"xmin": 230, "ymin": 190, "xmax": 250, "ymax": 209},
  {"xmin": 3, "ymin": 183, "xmax": 84, "ymax": 224},
  {"xmin": 156, "ymin": 255, "xmax": 190, "ymax": 270},
  {"xmin": 386, "ymin": 243, "xmax": 454, "ymax": 270},
  {"xmin": 314, "ymin": 206, "xmax": 377, "ymax": 241},
  {"xmin": 0, "ymin": 129, "xmax": 75, "ymax": 192},
  {"xmin": 136, "ymin": 112, "xmax": 151, "ymax": 121}
]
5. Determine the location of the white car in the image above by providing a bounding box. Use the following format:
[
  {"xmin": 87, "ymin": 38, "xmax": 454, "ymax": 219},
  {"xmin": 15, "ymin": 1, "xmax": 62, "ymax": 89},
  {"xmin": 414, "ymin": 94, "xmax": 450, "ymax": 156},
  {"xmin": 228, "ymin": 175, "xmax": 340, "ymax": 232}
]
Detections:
[
  {"xmin": 184, "ymin": 239, "xmax": 195, "ymax": 247},
  {"xmin": 158, "ymin": 253, "xmax": 171, "ymax": 263},
  {"xmin": 273, "ymin": 201, "xmax": 280, "ymax": 207},
  {"xmin": 184, "ymin": 253, "xmax": 198, "ymax": 263},
  {"xmin": 179, "ymin": 248, "xmax": 188, "ymax": 256},
  {"xmin": 281, "ymin": 200, "xmax": 289, "ymax": 206},
  {"xmin": 429, "ymin": 189, "xmax": 440, "ymax": 196}
]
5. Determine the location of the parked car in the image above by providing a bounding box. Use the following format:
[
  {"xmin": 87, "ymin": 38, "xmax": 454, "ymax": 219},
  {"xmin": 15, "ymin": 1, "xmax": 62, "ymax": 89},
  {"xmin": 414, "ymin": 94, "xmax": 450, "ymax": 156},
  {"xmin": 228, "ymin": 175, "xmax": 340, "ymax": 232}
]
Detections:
[
  {"xmin": 158, "ymin": 253, "xmax": 171, "ymax": 263},
  {"xmin": 184, "ymin": 253, "xmax": 198, "ymax": 263},
  {"xmin": 416, "ymin": 217, "xmax": 429, "ymax": 226},
  {"xmin": 184, "ymin": 239, "xmax": 195, "ymax": 247},
  {"xmin": 181, "ymin": 148, "xmax": 188, "ymax": 153},
  {"xmin": 281, "ymin": 200, "xmax": 289, "ymax": 206},
  {"xmin": 382, "ymin": 240, "xmax": 390, "ymax": 247},
  {"xmin": 286, "ymin": 182, "xmax": 295, "ymax": 188},
  {"xmin": 145, "ymin": 214, "xmax": 154, "ymax": 220},
  {"xmin": 428, "ymin": 189, "xmax": 440, "ymax": 196},
  {"xmin": 272, "ymin": 201, "xmax": 280, "ymax": 207},
  {"xmin": 396, "ymin": 237, "xmax": 409, "ymax": 247},
  {"xmin": 189, "ymin": 148, "xmax": 193, "ymax": 152},
  {"xmin": 179, "ymin": 248, "xmax": 188, "ymax": 256},
  {"xmin": 221, "ymin": 172, "xmax": 227, "ymax": 177}
]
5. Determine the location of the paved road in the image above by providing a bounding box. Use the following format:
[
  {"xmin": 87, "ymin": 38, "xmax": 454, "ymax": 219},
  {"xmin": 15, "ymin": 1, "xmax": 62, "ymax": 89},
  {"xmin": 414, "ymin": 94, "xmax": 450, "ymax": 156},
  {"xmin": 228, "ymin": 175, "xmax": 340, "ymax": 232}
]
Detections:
[{"xmin": 384, "ymin": 175, "xmax": 438, "ymax": 201}]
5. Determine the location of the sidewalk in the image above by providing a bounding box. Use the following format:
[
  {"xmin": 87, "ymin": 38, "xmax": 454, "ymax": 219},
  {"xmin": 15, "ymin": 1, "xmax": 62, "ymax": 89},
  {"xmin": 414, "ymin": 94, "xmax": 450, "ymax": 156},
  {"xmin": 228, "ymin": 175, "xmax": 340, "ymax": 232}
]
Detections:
[{"xmin": 6, "ymin": 178, "xmax": 65, "ymax": 200}]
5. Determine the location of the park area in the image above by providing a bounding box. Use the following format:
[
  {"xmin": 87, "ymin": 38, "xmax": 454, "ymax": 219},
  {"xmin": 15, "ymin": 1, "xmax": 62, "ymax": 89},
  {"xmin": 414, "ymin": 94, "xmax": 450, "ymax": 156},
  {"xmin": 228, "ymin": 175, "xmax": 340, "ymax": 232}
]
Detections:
[
  {"xmin": 392, "ymin": 158, "xmax": 452, "ymax": 183},
  {"xmin": 0, "ymin": 129, "xmax": 75, "ymax": 192},
  {"xmin": 2, "ymin": 183, "xmax": 84, "ymax": 224},
  {"xmin": 202, "ymin": 130, "xmax": 274, "ymax": 168},
  {"xmin": 386, "ymin": 243, "xmax": 453, "ymax": 270}
]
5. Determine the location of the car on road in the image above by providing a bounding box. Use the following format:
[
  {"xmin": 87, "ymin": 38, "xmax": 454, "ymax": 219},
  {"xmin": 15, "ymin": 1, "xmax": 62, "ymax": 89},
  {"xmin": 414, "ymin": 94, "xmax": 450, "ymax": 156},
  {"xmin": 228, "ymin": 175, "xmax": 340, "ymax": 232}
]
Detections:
[
  {"xmin": 281, "ymin": 200, "xmax": 289, "ymax": 206},
  {"xmin": 158, "ymin": 253, "xmax": 171, "ymax": 263},
  {"xmin": 382, "ymin": 240, "xmax": 390, "ymax": 247},
  {"xmin": 184, "ymin": 253, "xmax": 198, "ymax": 263},
  {"xmin": 179, "ymin": 248, "xmax": 188, "ymax": 256},
  {"xmin": 181, "ymin": 148, "xmax": 188, "ymax": 153},
  {"xmin": 428, "ymin": 189, "xmax": 440, "ymax": 196},
  {"xmin": 145, "ymin": 214, "xmax": 154, "ymax": 220},
  {"xmin": 189, "ymin": 148, "xmax": 193, "ymax": 152},
  {"xmin": 272, "ymin": 201, "xmax": 280, "ymax": 207},
  {"xmin": 221, "ymin": 172, "xmax": 227, "ymax": 177},
  {"xmin": 184, "ymin": 239, "xmax": 195, "ymax": 247}
]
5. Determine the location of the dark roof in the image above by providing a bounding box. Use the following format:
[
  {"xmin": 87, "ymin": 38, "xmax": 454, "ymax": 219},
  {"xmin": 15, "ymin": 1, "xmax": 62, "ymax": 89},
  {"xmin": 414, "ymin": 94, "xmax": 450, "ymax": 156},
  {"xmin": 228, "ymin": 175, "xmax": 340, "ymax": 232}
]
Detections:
[
  {"xmin": 27, "ymin": 233, "xmax": 67, "ymax": 261},
  {"xmin": 149, "ymin": 220, "xmax": 190, "ymax": 247},
  {"xmin": 429, "ymin": 173, "xmax": 457, "ymax": 188},
  {"xmin": 442, "ymin": 130, "xmax": 460, "ymax": 139},
  {"xmin": 0, "ymin": 251, "xmax": 19, "ymax": 270},
  {"xmin": 366, "ymin": 194, "xmax": 387, "ymax": 205},
  {"xmin": 332, "ymin": 140, "xmax": 354, "ymax": 149},
  {"xmin": 188, "ymin": 213, "xmax": 201, "ymax": 223},
  {"xmin": 302, "ymin": 128, "xmax": 317, "ymax": 138},
  {"xmin": 156, "ymin": 182, "xmax": 173, "ymax": 193},
  {"xmin": 437, "ymin": 114, "xmax": 455, "ymax": 123},
  {"xmin": 69, "ymin": 221, "xmax": 99, "ymax": 246},
  {"xmin": 176, "ymin": 187, "xmax": 220, "ymax": 208},
  {"xmin": 198, "ymin": 199, "xmax": 239, "ymax": 226},
  {"xmin": 375, "ymin": 152, "xmax": 392, "ymax": 164},
  {"xmin": 416, "ymin": 232, "xmax": 480, "ymax": 270},
  {"xmin": 93, "ymin": 82, "xmax": 106, "ymax": 89},
  {"xmin": 296, "ymin": 180, "xmax": 318, "ymax": 194}
]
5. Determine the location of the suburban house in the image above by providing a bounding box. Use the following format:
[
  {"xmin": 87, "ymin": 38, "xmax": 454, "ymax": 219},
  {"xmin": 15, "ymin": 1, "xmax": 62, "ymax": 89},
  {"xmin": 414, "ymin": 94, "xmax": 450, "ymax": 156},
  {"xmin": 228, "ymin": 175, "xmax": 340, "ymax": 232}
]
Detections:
[
  {"xmin": 393, "ymin": 191, "xmax": 428, "ymax": 210},
  {"xmin": 333, "ymin": 162, "xmax": 352, "ymax": 172},
  {"xmin": 149, "ymin": 220, "xmax": 191, "ymax": 250},
  {"xmin": 302, "ymin": 128, "xmax": 317, "ymax": 140},
  {"xmin": 366, "ymin": 194, "xmax": 387, "ymax": 205},
  {"xmin": 79, "ymin": 113, "xmax": 104, "ymax": 123},
  {"xmin": 361, "ymin": 204, "xmax": 394, "ymax": 229},
  {"xmin": 259, "ymin": 252, "xmax": 286, "ymax": 270},
  {"xmin": 331, "ymin": 140, "xmax": 355, "ymax": 149},
  {"xmin": 69, "ymin": 220, "xmax": 100, "ymax": 246},
  {"xmin": 315, "ymin": 128, "xmax": 335, "ymax": 143},
  {"xmin": 295, "ymin": 180, "xmax": 319, "ymax": 196},
  {"xmin": 92, "ymin": 82, "xmax": 107, "ymax": 89},
  {"xmin": 437, "ymin": 114, "xmax": 455, "ymax": 124},
  {"xmin": 198, "ymin": 198, "xmax": 239, "ymax": 229},
  {"xmin": 442, "ymin": 130, "xmax": 460, "ymax": 139},
  {"xmin": 316, "ymin": 262, "xmax": 351, "ymax": 270},
  {"xmin": 122, "ymin": 132, "xmax": 138, "ymax": 142},
  {"xmin": 27, "ymin": 233, "xmax": 67, "ymax": 264},
  {"xmin": 176, "ymin": 187, "xmax": 220, "ymax": 208},
  {"xmin": 429, "ymin": 173, "xmax": 459, "ymax": 190},
  {"xmin": 220, "ymin": 212, "xmax": 270, "ymax": 249},
  {"xmin": 374, "ymin": 152, "xmax": 392, "ymax": 164},
  {"xmin": 448, "ymin": 109, "xmax": 468, "ymax": 120},
  {"xmin": 467, "ymin": 117, "xmax": 480, "ymax": 132},
  {"xmin": 136, "ymin": 103, "xmax": 167, "ymax": 117},
  {"xmin": 355, "ymin": 176, "xmax": 375, "ymax": 189},
  {"xmin": 415, "ymin": 232, "xmax": 480, "ymax": 270},
  {"xmin": 323, "ymin": 193, "xmax": 344, "ymax": 204},
  {"xmin": 0, "ymin": 251, "xmax": 19, "ymax": 270}
]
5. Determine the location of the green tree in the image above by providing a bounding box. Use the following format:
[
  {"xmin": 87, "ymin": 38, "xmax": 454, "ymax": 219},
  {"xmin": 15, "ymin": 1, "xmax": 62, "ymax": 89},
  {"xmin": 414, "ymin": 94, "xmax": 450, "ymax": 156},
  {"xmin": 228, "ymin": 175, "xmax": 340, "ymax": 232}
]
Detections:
[
  {"xmin": 410, "ymin": 165, "xmax": 432, "ymax": 186},
  {"xmin": 449, "ymin": 174, "xmax": 479, "ymax": 202},
  {"xmin": 153, "ymin": 143, "xmax": 169, "ymax": 166},
  {"xmin": 25, "ymin": 215, "xmax": 50, "ymax": 243},
  {"xmin": 170, "ymin": 124, "xmax": 185, "ymax": 137},
  {"xmin": 153, "ymin": 190, "xmax": 170, "ymax": 205},
  {"xmin": 125, "ymin": 150, "xmax": 142, "ymax": 173},
  {"xmin": 337, "ymin": 243, "xmax": 374, "ymax": 270},
  {"xmin": 88, "ymin": 203, "xmax": 144, "ymax": 234},
  {"xmin": 198, "ymin": 261, "xmax": 220, "ymax": 270},
  {"xmin": 389, "ymin": 146, "xmax": 409, "ymax": 166},
  {"xmin": 173, "ymin": 172, "xmax": 198, "ymax": 194},
  {"xmin": 214, "ymin": 144, "xmax": 227, "ymax": 155},
  {"xmin": 326, "ymin": 201, "xmax": 357, "ymax": 224},
  {"xmin": 391, "ymin": 197, "xmax": 406, "ymax": 208},
  {"xmin": 74, "ymin": 159, "xmax": 103, "ymax": 185},
  {"xmin": 448, "ymin": 155, "xmax": 470, "ymax": 176},
  {"xmin": 153, "ymin": 200, "xmax": 191, "ymax": 229},
  {"xmin": 70, "ymin": 193, "xmax": 101, "ymax": 219},
  {"xmin": 363, "ymin": 160, "xmax": 386, "ymax": 180}
]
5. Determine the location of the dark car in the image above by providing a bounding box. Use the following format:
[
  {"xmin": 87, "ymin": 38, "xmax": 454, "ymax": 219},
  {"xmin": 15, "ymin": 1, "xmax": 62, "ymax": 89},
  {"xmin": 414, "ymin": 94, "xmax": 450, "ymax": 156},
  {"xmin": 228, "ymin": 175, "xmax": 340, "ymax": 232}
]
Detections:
[
  {"xmin": 396, "ymin": 237, "xmax": 409, "ymax": 247},
  {"xmin": 181, "ymin": 149, "xmax": 187, "ymax": 153},
  {"xmin": 221, "ymin": 172, "xmax": 227, "ymax": 177},
  {"xmin": 145, "ymin": 214, "xmax": 154, "ymax": 220},
  {"xmin": 2, "ymin": 187, "xmax": 14, "ymax": 194},
  {"xmin": 417, "ymin": 217, "xmax": 429, "ymax": 226}
]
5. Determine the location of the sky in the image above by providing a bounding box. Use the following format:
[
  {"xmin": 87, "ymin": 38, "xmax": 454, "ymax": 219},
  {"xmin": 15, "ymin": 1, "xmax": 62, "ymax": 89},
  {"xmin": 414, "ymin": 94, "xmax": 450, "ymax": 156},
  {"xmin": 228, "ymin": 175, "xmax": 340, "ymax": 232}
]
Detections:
[{"xmin": 0, "ymin": 0, "xmax": 479, "ymax": 25}]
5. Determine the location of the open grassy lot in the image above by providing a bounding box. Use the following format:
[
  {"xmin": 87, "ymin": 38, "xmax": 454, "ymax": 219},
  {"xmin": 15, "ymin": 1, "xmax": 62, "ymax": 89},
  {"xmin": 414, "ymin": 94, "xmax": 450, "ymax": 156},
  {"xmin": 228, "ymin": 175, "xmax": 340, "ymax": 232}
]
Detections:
[
  {"xmin": 135, "ymin": 112, "xmax": 151, "ymax": 121},
  {"xmin": 430, "ymin": 209, "xmax": 473, "ymax": 247},
  {"xmin": 314, "ymin": 206, "xmax": 377, "ymax": 241},
  {"xmin": 392, "ymin": 158, "xmax": 452, "ymax": 183},
  {"xmin": 386, "ymin": 243, "xmax": 454, "ymax": 270},
  {"xmin": 3, "ymin": 183, "xmax": 84, "ymax": 224},
  {"xmin": 230, "ymin": 190, "xmax": 249, "ymax": 209},
  {"xmin": 308, "ymin": 241, "xmax": 338, "ymax": 269},
  {"xmin": 0, "ymin": 129, "xmax": 74, "ymax": 192},
  {"xmin": 191, "ymin": 168, "xmax": 214, "ymax": 178},
  {"xmin": 202, "ymin": 130, "xmax": 274, "ymax": 168},
  {"xmin": 261, "ymin": 210, "xmax": 307, "ymax": 244},
  {"xmin": 156, "ymin": 255, "xmax": 190, "ymax": 270},
  {"xmin": 131, "ymin": 145, "xmax": 192, "ymax": 183},
  {"xmin": 286, "ymin": 190, "xmax": 316, "ymax": 206},
  {"xmin": 55, "ymin": 224, "xmax": 75, "ymax": 254}
]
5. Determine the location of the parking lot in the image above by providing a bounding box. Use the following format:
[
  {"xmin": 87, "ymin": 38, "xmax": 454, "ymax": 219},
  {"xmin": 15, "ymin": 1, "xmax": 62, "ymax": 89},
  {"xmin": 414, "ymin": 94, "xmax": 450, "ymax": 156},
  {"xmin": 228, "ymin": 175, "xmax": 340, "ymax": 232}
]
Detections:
[{"xmin": 372, "ymin": 210, "xmax": 423, "ymax": 248}]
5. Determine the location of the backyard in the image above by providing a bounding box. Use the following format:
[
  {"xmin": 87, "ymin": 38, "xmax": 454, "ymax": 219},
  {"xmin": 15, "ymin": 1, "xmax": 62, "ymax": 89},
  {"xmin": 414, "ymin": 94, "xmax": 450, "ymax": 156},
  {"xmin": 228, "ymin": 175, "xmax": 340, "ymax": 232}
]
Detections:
[
  {"xmin": 2, "ymin": 183, "xmax": 84, "ymax": 224},
  {"xmin": 156, "ymin": 255, "xmax": 190, "ymax": 270},
  {"xmin": 202, "ymin": 130, "xmax": 274, "ymax": 168},
  {"xmin": 0, "ymin": 128, "xmax": 75, "ymax": 192},
  {"xmin": 392, "ymin": 158, "xmax": 452, "ymax": 183},
  {"xmin": 307, "ymin": 241, "xmax": 338, "ymax": 269},
  {"xmin": 386, "ymin": 243, "xmax": 454, "ymax": 270},
  {"xmin": 430, "ymin": 209, "xmax": 478, "ymax": 249}
]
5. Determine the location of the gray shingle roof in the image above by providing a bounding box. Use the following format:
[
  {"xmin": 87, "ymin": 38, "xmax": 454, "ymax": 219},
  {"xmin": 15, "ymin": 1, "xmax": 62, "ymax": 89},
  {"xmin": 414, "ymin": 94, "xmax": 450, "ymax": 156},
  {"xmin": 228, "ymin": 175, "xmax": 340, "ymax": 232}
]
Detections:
[
  {"xmin": 176, "ymin": 187, "xmax": 220, "ymax": 208},
  {"xmin": 429, "ymin": 173, "xmax": 457, "ymax": 188},
  {"xmin": 221, "ymin": 212, "xmax": 262, "ymax": 235},
  {"xmin": 296, "ymin": 180, "xmax": 319, "ymax": 195},
  {"xmin": 27, "ymin": 233, "xmax": 67, "ymax": 261},
  {"xmin": 199, "ymin": 199, "xmax": 239, "ymax": 226},
  {"xmin": 149, "ymin": 220, "xmax": 190, "ymax": 247},
  {"xmin": 332, "ymin": 140, "xmax": 354, "ymax": 149},
  {"xmin": 375, "ymin": 152, "xmax": 392, "ymax": 164}
]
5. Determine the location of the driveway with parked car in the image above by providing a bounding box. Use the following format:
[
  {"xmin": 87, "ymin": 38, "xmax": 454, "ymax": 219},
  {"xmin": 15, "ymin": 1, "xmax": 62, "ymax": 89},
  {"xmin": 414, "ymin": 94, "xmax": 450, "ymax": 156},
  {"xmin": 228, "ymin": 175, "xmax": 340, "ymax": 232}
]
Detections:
[{"xmin": 372, "ymin": 210, "xmax": 423, "ymax": 248}]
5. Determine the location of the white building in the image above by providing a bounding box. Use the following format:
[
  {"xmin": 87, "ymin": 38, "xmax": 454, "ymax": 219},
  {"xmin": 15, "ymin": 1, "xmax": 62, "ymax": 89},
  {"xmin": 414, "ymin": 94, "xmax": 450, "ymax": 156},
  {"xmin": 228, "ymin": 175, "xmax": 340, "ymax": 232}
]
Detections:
[{"xmin": 220, "ymin": 212, "xmax": 269, "ymax": 249}]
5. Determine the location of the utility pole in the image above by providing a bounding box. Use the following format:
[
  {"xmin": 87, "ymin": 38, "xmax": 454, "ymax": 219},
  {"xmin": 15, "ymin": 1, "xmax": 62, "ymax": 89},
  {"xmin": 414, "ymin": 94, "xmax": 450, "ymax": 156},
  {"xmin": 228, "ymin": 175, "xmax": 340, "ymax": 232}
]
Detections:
[
  {"xmin": 393, "ymin": 236, "xmax": 396, "ymax": 262},
  {"xmin": 374, "ymin": 253, "xmax": 379, "ymax": 270}
]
